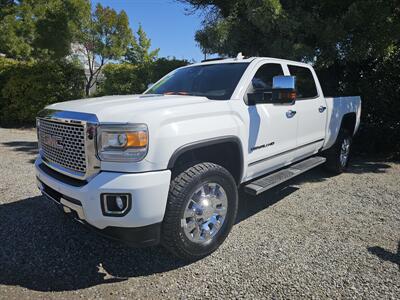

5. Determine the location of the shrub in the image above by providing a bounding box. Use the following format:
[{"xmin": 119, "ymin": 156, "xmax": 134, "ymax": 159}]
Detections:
[
  {"xmin": 0, "ymin": 58, "xmax": 85, "ymax": 127},
  {"xmin": 151, "ymin": 57, "xmax": 189, "ymax": 83},
  {"xmin": 96, "ymin": 63, "xmax": 142, "ymax": 96},
  {"xmin": 97, "ymin": 58, "xmax": 189, "ymax": 96}
]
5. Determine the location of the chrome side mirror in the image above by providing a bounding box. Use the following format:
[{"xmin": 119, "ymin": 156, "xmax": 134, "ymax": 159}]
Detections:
[{"xmin": 272, "ymin": 76, "xmax": 296, "ymax": 103}]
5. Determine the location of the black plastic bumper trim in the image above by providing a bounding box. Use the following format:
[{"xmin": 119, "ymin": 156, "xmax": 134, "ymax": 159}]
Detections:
[
  {"xmin": 38, "ymin": 163, "xmax": 87, "ymax": 187},
  {"xmin": 88, "ymin": 222, "xmax": 161, "ymax": 247},
  {"xmin": 38, "ymin": 178, "xmax": 160, "ymax": 247}
]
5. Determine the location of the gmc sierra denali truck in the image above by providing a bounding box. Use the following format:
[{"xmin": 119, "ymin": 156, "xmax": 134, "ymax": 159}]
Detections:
[{"xmin": 35, "ymin": 55, "xmax": 361, "ymax": 260}]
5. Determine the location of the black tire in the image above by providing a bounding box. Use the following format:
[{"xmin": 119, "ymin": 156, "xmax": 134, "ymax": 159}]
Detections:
[
  {"xmin": 161, "ymin": 162, "xmax": 238, "ymax": 261},
  {"xmin": 324, "ymin": 129, "xmax": 352, "ymax": 174}
]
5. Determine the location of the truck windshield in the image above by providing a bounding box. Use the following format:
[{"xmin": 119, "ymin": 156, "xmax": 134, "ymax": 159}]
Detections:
[{"xmin": 145, "ymin": 63, "xmax": 250, "ymax": 100}]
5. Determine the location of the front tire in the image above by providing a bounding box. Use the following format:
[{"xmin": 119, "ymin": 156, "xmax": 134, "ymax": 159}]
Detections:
[
  {"xmin": 324, "ymin": 129, "xmax": 352, "ymax": 174},
  {"xmin": 162, "ymin": 163, "xmax": 238, "ymax": 261}
]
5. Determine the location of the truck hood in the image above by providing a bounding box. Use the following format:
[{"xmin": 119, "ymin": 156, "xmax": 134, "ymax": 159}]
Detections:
[{"xmin": 46, "ymin": 94, "xmax": 211, "ymax": 122}]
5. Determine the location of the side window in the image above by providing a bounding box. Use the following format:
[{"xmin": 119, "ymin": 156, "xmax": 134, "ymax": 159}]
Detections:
[
  {"xmin": 251, "ymin": 63, "xmax": 284, "ymax": 91},
  {"xmin": 288, "ymin": 65, "xmax": 318, "ymax": 99}
]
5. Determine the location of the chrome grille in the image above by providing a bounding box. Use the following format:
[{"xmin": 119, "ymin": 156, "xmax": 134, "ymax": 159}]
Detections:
[{"xmin": 38, "ymin": 119, "xmax": 87, "ymax": 174}]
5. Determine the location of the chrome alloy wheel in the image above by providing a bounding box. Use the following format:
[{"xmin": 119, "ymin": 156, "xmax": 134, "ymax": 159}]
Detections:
[
  {"xmin": 340, "ymin": 138, "xmax": 351, "ymax": 167},
  {"xmin": 181, "ymin": 182, "xmax": 228, "ymax": 244}
]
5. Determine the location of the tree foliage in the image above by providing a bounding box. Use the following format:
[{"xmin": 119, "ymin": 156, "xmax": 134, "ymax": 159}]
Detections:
[
  {"xmin": 0, "ymin": 57, "xmax": 85, "ymax": 127},
  {"xmin": 97, "ymin": 63, "xmax": 142, "ymax": 95},
  {"xmin": 97, "ymin": 58, "xmax": 189, "ymax": 96},
  {"xmin": 181, "ymin": 0, "xmax": 399, "ymax": 63},
  {"xmin": 125, "ymin": 25, "xmax": 160, "ymax": 64},
  {"xmin": 77, "ymin": 3, "xmax": 133, "ymax": 96},
  {"xmin": 0, "ymin": 0, "xmax": 90, "ymax": 60}
]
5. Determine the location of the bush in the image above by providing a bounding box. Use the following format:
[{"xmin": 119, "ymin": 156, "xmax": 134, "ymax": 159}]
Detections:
[
  {"xmin": 97, "ymin": 58, "xmax": 189, "ymax": 96},
  {"xmin": 0, "ymin": 58, "xmax": 85, "ymax": 127},
  {"xmin": 96, "ymin": 63, "xmax": 142, "ymax": 96},
  {"xmin": 151, "ymin": 57, "xmax": 188, "ymax": 82}
]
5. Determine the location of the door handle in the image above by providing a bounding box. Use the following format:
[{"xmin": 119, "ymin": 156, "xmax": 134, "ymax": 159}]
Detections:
[
  {"xmin": 286, "ymin": 110, "xmax": 297, "ymax": 118},
  {"xmin": 319, "ymin": 106, "xmax": 327, "ymax": 113}
]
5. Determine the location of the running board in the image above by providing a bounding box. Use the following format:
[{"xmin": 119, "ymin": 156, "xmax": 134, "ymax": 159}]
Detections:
[{"xmin": 244, "ymin": 156, "xmax": 326, "ymax": 196}]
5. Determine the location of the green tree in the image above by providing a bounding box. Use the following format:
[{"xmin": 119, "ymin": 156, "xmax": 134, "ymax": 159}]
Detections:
[
  {"xmin": 0, "ymin": 0, "xmax": 90, "ymax": 60},
  {"xmin": 34, "ymin": 0, "xmax": 91, "ymax": 59},
  {"xmin": 124, "ymin": 25, "xmax": 160, "ymax": 88},
  {"xmin": 125, "ymin": 24, "xmax": 160, "ymax": 64},
  {"xmin": 77, "ymin": 3, "xmax": 133, "ymax": 96},
  {"xmin": 180, "ymin": 0, "xmax": 399, "ymax": 63}
]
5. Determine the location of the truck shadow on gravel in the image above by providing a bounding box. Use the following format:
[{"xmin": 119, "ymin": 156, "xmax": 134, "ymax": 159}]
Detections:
[
  {"xmin": 0, "ymin": 159, "xmax": 393, "ymax": 292},
  {"xmin": 2, "ymin": 141, "xmax": 38, "ymax": 163},
  {"xmin": 2, "ymin": 141, "xmax": 38, "ymax": 155},
  {"xmin": 368, "ymin": 243, "xmax": 400, "ymax": 270},
  {"xmin": 0, "ymin": 196, "xmax": 186, "ymax": 292}
]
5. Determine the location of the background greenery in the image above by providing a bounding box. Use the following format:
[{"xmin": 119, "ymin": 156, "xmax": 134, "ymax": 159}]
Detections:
[
  {"xmin": 0, "ymin": 58, "xmax": 85, "ymax": 127},
  {"xmin": 0, "ymin": 0, "xmax": 188, "ymax": 127},
  {"xmin": 0, "ymin": 0, "xmax": 398, "ymax": 158}
]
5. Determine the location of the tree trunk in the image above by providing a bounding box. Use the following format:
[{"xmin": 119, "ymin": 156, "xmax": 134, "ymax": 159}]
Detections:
[
  {"xmin": 85, "ymin": 80, "xmax": 91, "ymax": 97},
  {"xmin": 85, "ymin": 73, "xmax": 94, "ymax": 97}
]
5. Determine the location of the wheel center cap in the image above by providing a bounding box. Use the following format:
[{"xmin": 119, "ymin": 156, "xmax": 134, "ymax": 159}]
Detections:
[{"xmin": 199, "ymin": 198, "xmax": 214, "ymax": 219}]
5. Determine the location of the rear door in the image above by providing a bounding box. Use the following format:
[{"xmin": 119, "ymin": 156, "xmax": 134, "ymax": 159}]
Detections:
[
  {"xmin": 287, "ymin": 64, "xmax": 327, "ymax": 158},
  {"xmin": 245, "ymin": 62, "xmax": 298, "ymax": 179}
]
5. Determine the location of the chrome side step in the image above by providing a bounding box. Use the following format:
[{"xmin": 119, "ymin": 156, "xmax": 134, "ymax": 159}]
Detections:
[{"xmin": 244, "ymin": 156, "xmax": 326, "ymax": 196}]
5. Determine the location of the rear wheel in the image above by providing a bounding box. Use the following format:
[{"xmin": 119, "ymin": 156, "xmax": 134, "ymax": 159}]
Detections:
[
  {"xmin": 162, "ymin": 163, "xmax": 238, "ymax": 261},
  {"xmin": 324, "ymin": 129, "xmax": 352, "ymax": 174}
]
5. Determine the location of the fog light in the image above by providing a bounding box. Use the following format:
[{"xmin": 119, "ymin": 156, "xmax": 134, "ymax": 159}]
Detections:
[
  {"xmin": 116, "ymin": 196, "xmax": 124, "ymax": 210},
  {"xmin": 101, "ymin": 194, "xmax": 131, "ymax": 216}
]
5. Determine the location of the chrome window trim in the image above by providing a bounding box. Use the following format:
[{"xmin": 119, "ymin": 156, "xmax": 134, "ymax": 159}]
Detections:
[{"xmin": 37, "ymin": 109, "xmax": 101, "ymax": 180}]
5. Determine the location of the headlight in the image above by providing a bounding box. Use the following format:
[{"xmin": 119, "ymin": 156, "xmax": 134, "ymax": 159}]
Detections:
[{"xmin": 97, "ymin": 124, "xmax": 148, "ymax": 162}]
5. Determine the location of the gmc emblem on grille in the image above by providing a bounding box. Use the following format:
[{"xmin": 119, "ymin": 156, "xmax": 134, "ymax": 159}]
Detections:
[{"xmin": 41, "ymin": 133, "xmax": 64, "ymax": 150}]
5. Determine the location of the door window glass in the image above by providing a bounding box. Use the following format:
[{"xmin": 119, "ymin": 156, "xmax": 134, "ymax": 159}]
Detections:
[
  {"xmin": 251, "ymin": 63, "xmax": 284, "ymax": 91},
  {"xmin": 288, "ymin": 65, "xmax": 318, "ymax": 99}
]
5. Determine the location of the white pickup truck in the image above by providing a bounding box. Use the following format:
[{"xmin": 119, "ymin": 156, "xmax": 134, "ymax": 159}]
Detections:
[{"xmin": 35, "ymin": 55, "xmax": 361, "ymax": 260}]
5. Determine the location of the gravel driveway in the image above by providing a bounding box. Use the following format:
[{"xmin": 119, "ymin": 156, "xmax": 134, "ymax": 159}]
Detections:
[{"xmin": 0, "ymin": 128, "xmax": 399, "ymax": 299}]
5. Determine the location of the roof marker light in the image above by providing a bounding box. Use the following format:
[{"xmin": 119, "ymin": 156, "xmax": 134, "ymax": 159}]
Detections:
[{"xmin": 236, "ymin": 52, "xmax": 244, "ymax": 60}]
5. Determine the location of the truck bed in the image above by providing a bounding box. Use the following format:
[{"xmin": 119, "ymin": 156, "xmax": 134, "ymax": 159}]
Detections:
[{"xmin": 323, "ymin": 96, "xmax": 362, "ymax": 150}]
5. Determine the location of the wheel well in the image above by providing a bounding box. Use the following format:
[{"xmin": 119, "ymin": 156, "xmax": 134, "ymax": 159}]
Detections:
[
  {"xmin": 168, "ymin": 139, "xmax": 243, "ymax": 185},
  {"xmin": 341, "ymin": 113, "xmax": 356, "ymax": 136}
]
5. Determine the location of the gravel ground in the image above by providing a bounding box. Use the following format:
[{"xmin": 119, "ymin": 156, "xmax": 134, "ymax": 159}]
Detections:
[{"xmin": 0, "ymin": 128, "xmax": 399, "ymax": 299}]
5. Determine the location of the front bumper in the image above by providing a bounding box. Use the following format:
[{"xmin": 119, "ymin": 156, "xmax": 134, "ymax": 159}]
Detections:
[{"xmin": 35, "ymin": 157, "xmax": 171, "ymax": 246}]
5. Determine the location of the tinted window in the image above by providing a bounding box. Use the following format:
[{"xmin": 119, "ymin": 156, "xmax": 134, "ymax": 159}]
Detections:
[
  {"xmin": 145, "ymin": 63, "xmax": 249, "ymax": 100},
  {"xmin": 288, "ymin": 65, "xmax": 318, "ymax": 99},
  {"xmin": 251, "ymin": 63, "xmax": 284, "ymax": 91}
]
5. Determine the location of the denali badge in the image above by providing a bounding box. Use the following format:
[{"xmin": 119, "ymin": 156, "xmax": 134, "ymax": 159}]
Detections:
[
  {"xmin": 250, "ymin": 141, "xmax": 275, "ymax": 152},
  {"xmin": 41, "ymin": 133, "xmax": 64, "ymax": 150}
]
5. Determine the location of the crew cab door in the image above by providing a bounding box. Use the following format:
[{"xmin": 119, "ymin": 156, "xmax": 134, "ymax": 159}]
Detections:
[
  {"xmin": 286, "ymin": 64, "xmax": 327, "ymax": 158},
  {"xmin": 245, "ymin": 62, "xmax": 298, "ymax": 180}
]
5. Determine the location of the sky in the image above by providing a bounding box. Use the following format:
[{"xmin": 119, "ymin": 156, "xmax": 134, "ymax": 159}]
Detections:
[{"xmin": 92, "ymin": 0, "xmax": 210, "ymax": 62}]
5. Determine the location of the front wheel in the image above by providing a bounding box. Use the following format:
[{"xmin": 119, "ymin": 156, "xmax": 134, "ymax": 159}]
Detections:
[
  {"xmin": 324, "ymin": 129, "xmax": 352, "ymax": 174},
  {"xmin": 161, "ymin": 163, "xmax": 238, "ymax": 261}
]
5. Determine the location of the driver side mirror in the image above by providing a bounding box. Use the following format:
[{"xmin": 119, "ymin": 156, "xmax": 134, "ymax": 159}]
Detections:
[
  {"xmin": 271, "ymin": 75, "xmax": 296, "ymax": 104},
  {"xmin": 247, "ymin": 75, "xmax": 296, "ymax": 105}
]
